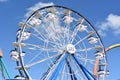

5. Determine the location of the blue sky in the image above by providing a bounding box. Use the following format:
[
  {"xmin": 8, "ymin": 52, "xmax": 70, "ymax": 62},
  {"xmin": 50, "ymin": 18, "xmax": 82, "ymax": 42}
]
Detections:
[{"xmin": 0, "ymin": 0, "xmax": 120, "ymax": 80}]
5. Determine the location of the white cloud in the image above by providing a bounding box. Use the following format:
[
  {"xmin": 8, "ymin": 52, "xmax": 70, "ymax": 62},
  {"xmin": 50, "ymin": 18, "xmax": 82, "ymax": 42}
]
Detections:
[
  {"xmin": 97, "ymin": 14, "xmax": 120, "ymax": 37},
  {"xmin": 98, "ymin": 30, "xmax": 106, "ymax": 37},
  {"xmin": 24, "ymin": 2, "xmax": 54, "ymax": 18},
  {"xmin": 0, "ymin": 0, "xmax": 8, "ymax": 2}
]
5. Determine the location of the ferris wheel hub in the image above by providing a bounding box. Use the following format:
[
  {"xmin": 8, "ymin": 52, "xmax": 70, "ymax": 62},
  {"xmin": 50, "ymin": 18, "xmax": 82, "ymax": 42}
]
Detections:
[{"xmin": 66, "ymin": 44, "xmax": 76, "ymax": 54}]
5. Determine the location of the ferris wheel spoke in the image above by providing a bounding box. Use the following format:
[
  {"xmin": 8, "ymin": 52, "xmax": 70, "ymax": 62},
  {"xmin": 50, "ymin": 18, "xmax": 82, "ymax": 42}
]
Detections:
[
  {"xmin": 52, "ymin": 19, "xmax": 67, "ymax": 46},
  {"xmin": 70, "ymin": 26, "xmax": 79, "ymax": 44},
  {"xmin": 26, "ymin": 46, "xmax": 58, "ymax": 52},
  {"xmin": 72, "ymin": 54, "xmax": 96, "ymax": 80},
  {"xmin": 25, "ymin": 52, "xmax": 44, "ymax": 66},
  {"xmin": 25, "ymin": 43, "xmax": 58, "ymax": 52},
  {"xmin": 75, "ymin": 53, "xmax": 95, "ymax": 65},
  {"xmin": 32, "ymin": 34, "xmax": 59, "ymax": 50},
  {"xmin": 29, "ymin": 25, "xmax": 46, "ymax": 40},
  {"xmin": 25, "ymin": 53, "xmax": 61, "ymax": 68},
  {"xmin": 30, "ymin": 25, "xmax": 62, "ymax": 47},
  {"xmin": 42, "ymin": 18, "xmax": 64, "ymax": 45},
  {"xmin": 65, "ymin": 24, "xmax": 71, "ymax": 44},
  {"xmin": 31, "ymin": 33, "xmax": 62, "ymax": 48},
  {"xmin": 38, "ymin": 23, "xmax": 59, "ymax": 43},
  {"xmin": 50, "ymin": 21, "xmax": 63, "ymax": 42},
  {"xmin": 70, "ymin": 18, "xmax": 84, "ymax": 43},
  {"xmin": 74, "ymin": 31, "xmax": 95, "ymax": 46},
  {"xmin": 76, "ymin": 47, "xmax": 95, "ymax": 52},
  {"xmin": 31, "ymin": 33, "xmax": 45, "ymax": 42}
]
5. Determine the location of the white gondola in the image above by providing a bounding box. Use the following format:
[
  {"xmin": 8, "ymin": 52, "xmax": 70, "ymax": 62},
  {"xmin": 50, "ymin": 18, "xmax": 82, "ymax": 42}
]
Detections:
[
  {"xmin": 14, "ymin": 75, "xmax": 26, "ymax": 79},
  {"xmin": 16, "ymin": 29, "xmax": 21, "ymax": 40},
  {"xmin": 20, "ymin": 52, "xmax": 25, "ymax": 57},
  {"xmin": 17, "ymin": 30, "xmax": 31, "ymax": 40},
  {"xmin": 16, "ymin": 66, "xmax": 28, "ymax": 70},
  {"xmin": 21, "ymin": 32, "xmax": 31, "ymax": 40},
  {"xmin": 95, "ymin": 52, "xmax": 103, "ymax": 60},
  {"xmin": 10, "ymin": 50, "xmax": 19, "ymax": 61},
  {"xmin": 18, "ymin": 22, "xmax": 30, "ymax": 29},
  {"xmin": 98, "ymin": 70, "xmax": 106, "ymax": 77},
  {"xmin": 78, "ymin": 24, "xmax": 87, "ymax": 32},
  {"xmin": 63, "ymin": 9, "xmax": 71, "ymax": 15},
  {"xmin": 46, "ymin": 13, "xmax": 57, "ymax": 20},
  {"xmin": 13, "ymin": 42, "xmax": 26, "ymax": 48},
  {"xmin": 88, "ymin": 37, "xmax": 98, "ymax": 44},
  {"xmin": 106, "ymin": 70, "xmax": 110, "ymax": 76},
  {"xmin": 95, "ymin": 46, "xmax": 103, "ymax": 51},
  {"xmin": 98, "ymin": 70, "xmax": 109, "ymax": 77},
  {"xmin": 98, "ymin": 63, "xmax": 110, "ymax": 76},
  {"xmin": 29, "ymin": 17, "xmax": 41, "ymax": 27},
  {"xmin": 63, "ymin": 15, "xmax": 73, "ymax": 24},
  {"xmin": 47, "ymin": 7, "xmax": 57, "ymax": 13},
  {"xmin": 18, "ymin": 22, "xmax": 24, "ymax": 27},
  {"xmin": 34, "ymin": 11, "xmax": 41, "ymax": 17},
  {"xmin": 99, "ymin": 63, "xmax": 108, "ymax": 66}
]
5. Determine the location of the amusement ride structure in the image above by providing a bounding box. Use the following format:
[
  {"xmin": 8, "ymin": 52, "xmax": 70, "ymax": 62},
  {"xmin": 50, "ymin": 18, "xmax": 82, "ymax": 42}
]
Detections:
[
  {"xmin": 0, "ymin": 49, "xmax": 10, "ymax": 80},
  {"xmin": 0, "ymin": 5, "xmax": 120, "ymax": 80}
]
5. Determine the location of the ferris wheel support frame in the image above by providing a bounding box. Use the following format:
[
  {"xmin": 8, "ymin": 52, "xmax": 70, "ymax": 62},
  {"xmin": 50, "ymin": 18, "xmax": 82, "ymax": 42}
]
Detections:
[
  {"xmin": 73, "ymin": 54, "xmax": 96, "ymax": 80},
  {"xmin": 49, "ymin": 53, "xmax": 68, "ymax": 80},
  {"xmin": 66, "ymin": 58, "xmax": 77, "ymax": 80},
  {"xmin": 45, "ymin": 52, "xmax": 97, "ymax": 80}
]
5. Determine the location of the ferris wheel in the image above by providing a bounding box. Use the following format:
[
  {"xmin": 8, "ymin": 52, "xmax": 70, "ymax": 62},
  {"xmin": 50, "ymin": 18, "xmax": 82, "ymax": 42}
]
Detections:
[{"xmin": 10, "ymin": 5, "xmax": 109, "ymax": 80}]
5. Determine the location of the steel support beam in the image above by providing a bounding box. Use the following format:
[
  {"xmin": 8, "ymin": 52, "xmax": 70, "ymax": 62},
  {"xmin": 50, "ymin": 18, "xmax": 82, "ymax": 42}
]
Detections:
[
  {"xmin": 73, "ymin": 54, "xmax": 96, "ymax": 80},
  {"xmin": 49, "ymin": 53, "xmax": 68, "ymax": 80}
]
